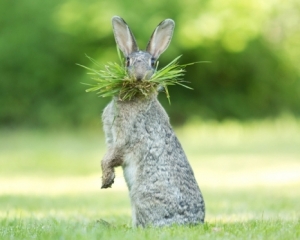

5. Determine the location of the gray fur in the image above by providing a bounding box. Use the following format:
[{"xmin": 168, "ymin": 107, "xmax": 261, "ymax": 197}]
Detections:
[{"xmin": 101, "ymin": 16, "xmax": 205, "ymax": 227}]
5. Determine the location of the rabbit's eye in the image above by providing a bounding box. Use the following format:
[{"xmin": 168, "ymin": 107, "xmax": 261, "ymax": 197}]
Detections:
[
  {"xmin": 150, "ymin": 58, "xmax": 156, "ymax": 67},
  {"xmin": 125, "ymin": 57, "xmax": 131, "ymax": 67}
]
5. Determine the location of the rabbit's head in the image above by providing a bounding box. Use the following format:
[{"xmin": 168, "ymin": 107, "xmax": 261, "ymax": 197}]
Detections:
[{"xmin": 112, "ymin": 16, "xmax": 175, "ymax": 81}]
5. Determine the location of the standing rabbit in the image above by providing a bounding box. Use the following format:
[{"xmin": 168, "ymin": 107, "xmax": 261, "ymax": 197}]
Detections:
[{"xmin": 101, "ymin": 16, "xmax": 205, "ymax": 227}]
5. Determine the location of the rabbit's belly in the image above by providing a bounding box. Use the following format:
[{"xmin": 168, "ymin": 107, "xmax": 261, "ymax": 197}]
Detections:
[{"xmin": 122, "ymin": 155, "xmax": 137, "ymax": 190}]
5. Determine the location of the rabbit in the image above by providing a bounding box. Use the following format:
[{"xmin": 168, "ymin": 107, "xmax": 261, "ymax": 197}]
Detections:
[{"xmin": 100, "ymin": 16, "xmax": 205, "ymax": 227}]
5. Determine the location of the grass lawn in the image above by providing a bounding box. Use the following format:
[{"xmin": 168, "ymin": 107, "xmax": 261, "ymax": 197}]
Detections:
[{"xmin": 0, "ymin": 117, "xmax": 299, "ymax": 239}]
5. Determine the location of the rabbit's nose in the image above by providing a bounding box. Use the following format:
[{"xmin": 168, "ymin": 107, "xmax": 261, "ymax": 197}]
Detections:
[{"xmin": 135, "ymin": 72, "xmax": 145, "ymax": 81}]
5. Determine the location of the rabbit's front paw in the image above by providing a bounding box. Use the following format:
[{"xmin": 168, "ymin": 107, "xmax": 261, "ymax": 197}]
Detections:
[{"xmin": 101, "ymin": 171, "xmax": 115, "ymax": 189}]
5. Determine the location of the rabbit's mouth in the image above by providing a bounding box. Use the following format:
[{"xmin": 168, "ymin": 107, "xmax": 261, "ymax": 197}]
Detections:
[
  {"xmin": 136, "ymin": 72, "xmax": 153, "ymax": 81},
  {"xmin": 134, "ymin": 72, "xmax": 144, "ymax": 81},
  {"xmin": 128, "ymin": 68, "xmax": 154, "ymax": 81},
  {"xmin": 136, "ymin": 73, "xmax": 152, "ymax": 81}
]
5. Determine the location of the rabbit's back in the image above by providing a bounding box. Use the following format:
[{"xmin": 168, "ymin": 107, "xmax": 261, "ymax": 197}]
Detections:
[{"xmin": 103, "ymin": 96, "xmax": 205, "ymax": 227}]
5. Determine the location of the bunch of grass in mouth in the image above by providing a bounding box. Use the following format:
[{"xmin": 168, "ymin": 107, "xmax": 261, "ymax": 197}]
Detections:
[{"xmin": 79, "ymin": 49, "xmax": 197, "ymax": 103}]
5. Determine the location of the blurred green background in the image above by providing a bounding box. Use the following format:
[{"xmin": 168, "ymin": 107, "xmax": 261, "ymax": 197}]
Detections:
[{"xmin": 1, "ymin": 0, "xmax": 300, "ymax": 128}]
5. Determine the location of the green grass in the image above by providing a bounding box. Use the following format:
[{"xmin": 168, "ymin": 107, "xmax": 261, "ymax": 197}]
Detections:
[
  {"xmin": 1, "ymin": 217, "xmax": 299, "ymax": 240},
  {"xmin": 81, "ymin": 54, "xmax": 193, "ymax": 103},
  {"xmin": 0, "ymin": 116, "xmax": 300, "ymax": 239}
]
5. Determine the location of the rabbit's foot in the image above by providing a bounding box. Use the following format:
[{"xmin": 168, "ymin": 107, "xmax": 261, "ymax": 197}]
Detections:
[{"xmin": 101, "ymin": 171, "xmax": 115, "ymax": 188}]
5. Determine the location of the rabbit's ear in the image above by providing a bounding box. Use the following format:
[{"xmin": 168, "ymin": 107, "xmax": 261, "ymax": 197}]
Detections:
[
  {"xmin": 112, "ymin": 16, "xmax": 139, "ymax": 56},
  {"xmin": 146, "ymin": 19, "xmax": 175, "ymax": 59}
]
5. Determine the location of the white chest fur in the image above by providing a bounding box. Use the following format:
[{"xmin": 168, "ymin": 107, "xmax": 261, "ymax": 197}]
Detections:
[{"xmin": 122, "ymin": 154, "xmax": 137, "ymax": 190}]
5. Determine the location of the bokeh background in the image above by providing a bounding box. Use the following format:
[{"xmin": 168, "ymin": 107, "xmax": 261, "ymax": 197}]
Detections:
[
  {"xmin": 1, "ymin": 0, "xmax": 300, "ymax": 235},
  {"xmin": 1, "ymin": 0, "xmax": 300, "ymax": 128}
]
